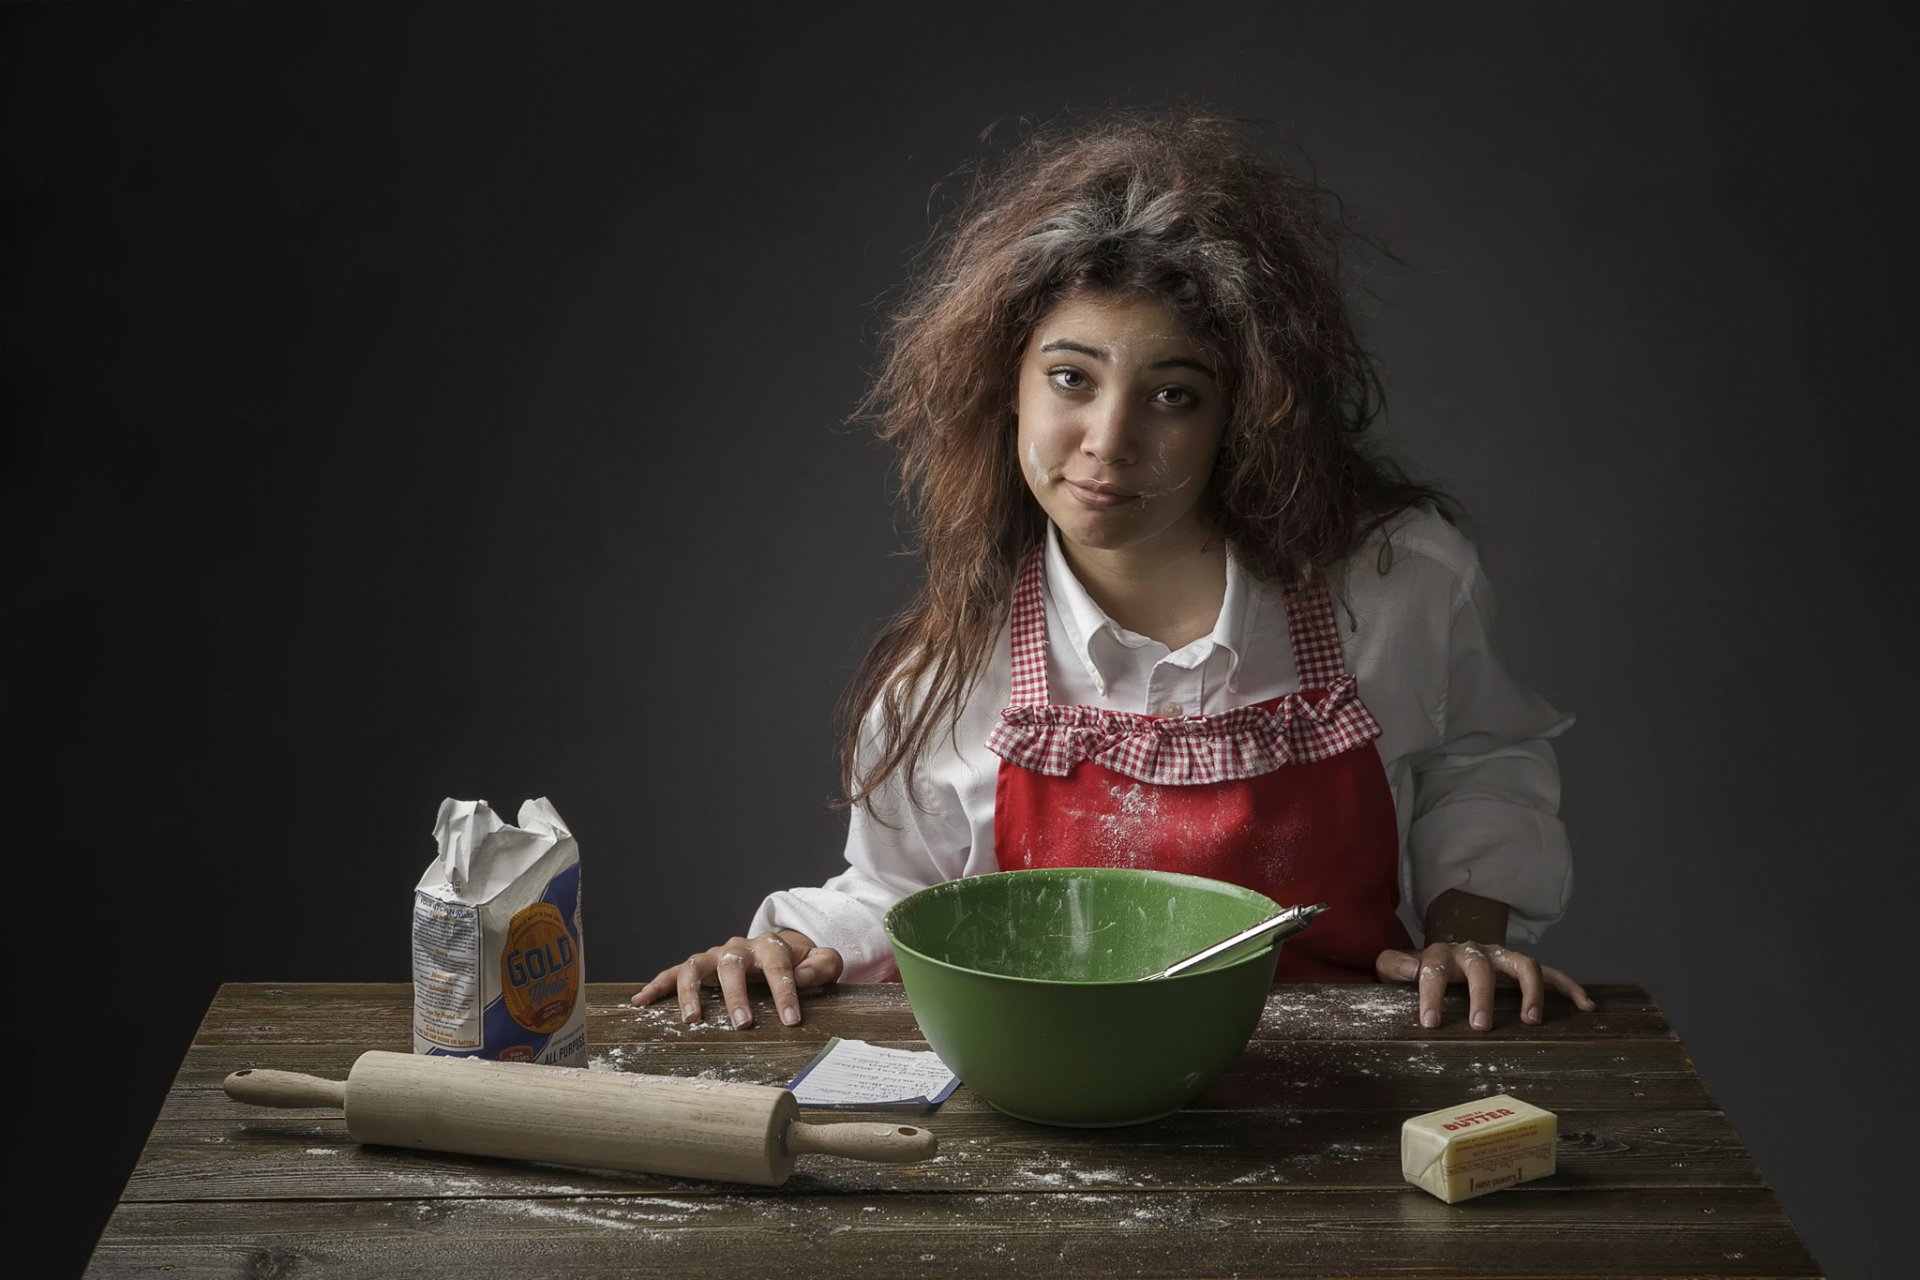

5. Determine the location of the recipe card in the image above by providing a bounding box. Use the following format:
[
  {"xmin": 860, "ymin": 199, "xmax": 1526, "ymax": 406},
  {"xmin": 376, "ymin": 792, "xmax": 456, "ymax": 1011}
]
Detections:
[{"xmin": 787, "ymin": 1037, "xmax": 960, "ymax": 1110}]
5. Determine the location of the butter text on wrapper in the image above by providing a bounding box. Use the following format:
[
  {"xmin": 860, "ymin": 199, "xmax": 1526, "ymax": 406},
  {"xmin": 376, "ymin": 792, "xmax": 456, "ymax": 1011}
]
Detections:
[{"xmin": 1400, "ymin": 1093, "xmax": 1556, "ymax": 1202}]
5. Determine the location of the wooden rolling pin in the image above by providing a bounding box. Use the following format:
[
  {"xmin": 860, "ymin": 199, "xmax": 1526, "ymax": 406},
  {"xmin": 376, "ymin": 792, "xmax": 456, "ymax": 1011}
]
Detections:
[{"xmin": 224, "ymin": 1049, "xmax": 936, "ymax": 1186}]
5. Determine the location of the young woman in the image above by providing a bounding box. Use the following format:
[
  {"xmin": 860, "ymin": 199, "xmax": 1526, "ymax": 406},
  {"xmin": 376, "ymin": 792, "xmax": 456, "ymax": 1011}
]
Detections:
[{"xmin": 634, "ymin": 107, "xmax": 1593, "ymax": 1034}]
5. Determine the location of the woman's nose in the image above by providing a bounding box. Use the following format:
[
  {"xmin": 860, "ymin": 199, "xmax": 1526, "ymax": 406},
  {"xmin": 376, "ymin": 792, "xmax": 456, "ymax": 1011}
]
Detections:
[{"xmin": 1080, "ymin": 401, "xmax": 1138, "ymax": 466}]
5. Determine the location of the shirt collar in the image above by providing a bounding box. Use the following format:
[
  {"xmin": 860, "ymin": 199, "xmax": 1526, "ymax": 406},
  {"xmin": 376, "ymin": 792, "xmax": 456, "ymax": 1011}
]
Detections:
[{"xmin": 1041, "ymin": 524, "xmax": 1250, "ymax": 694}]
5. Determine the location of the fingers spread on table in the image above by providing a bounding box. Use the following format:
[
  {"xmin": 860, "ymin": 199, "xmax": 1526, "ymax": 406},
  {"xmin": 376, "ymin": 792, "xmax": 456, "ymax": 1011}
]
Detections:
[
  {"xmin": 1394, "ymin": 940, "xmax": 1585, "ymax": 1030},
  {"xmin": 1416, "ymin": 943, "xmax": 1453, "ymax": 1029},
  {"xmin": 1544, "ymin": 964, "xmax": 1597, "ymax": 1012},
  {"xmin": 715, "ymin": 938, "xmax": 758, "ymax": 1028},
  {"xmin": 1458, "ymin": 944, "xmax": 1497, "ymax": 1030},
  {"xmin": 794, "ymin": 945, "xmax": 844, "ymax": 990},
  {"xmin": 754, "ymin": 932, "xmax": 804, "ymax": 1026},
  {"xmin": 639, "ymin": 934, "xmax": 846, "ymax": 1030},
  {"xmin": 630, "ymin": 968, "xmax": 681, "ymax": 1007},
  {"xmin": 1373, "ymin": 949, "xmax": 1420, "ymax": 984},
  {"xmin": 676, "ymin": 954, "xmax": 714, "ymax": 1024},
  {"xmin": 1491, "ymin": 948, "xmax": 1546, "ymax": 1024}
]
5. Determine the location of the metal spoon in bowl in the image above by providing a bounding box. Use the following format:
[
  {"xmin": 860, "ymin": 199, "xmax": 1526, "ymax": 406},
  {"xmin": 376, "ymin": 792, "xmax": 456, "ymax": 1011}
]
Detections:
[{"xmin": 1137, "ymin": 902, "xmax": 1331, "ymax": 981}]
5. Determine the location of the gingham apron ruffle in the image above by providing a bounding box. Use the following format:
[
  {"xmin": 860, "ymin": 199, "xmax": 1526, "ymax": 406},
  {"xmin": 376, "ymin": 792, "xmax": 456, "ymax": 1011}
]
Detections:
[{"xmin": 984, "ymin": 545, "xmax": 1382, "ymax": 784}]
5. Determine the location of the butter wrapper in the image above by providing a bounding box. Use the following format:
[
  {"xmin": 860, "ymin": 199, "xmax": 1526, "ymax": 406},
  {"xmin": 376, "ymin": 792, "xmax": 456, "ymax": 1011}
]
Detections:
[
  {"xmin": 1401, "ymin": 1093, "xmax": 1556, "ymax": 1203},
  {"xmin": 411, "ymin": 797, "xmax": 586, "ymax": 1066}
]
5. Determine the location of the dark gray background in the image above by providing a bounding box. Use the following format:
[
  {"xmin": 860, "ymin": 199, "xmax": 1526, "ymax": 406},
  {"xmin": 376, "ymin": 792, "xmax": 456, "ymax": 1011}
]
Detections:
[{"xmin": 6, "ymin": 3, "xmax": 1906, "ymax": 1275}]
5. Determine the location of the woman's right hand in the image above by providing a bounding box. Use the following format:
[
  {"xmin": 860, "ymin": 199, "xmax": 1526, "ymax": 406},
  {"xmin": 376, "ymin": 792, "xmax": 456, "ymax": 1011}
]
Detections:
[{"xmin": 631, "ymin": 930, "xmax": 844, "ymax": 1029}]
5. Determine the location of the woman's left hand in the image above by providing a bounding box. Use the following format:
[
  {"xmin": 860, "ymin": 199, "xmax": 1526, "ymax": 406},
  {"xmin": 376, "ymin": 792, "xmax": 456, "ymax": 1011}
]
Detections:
[{"xmin": 1374, "ymin": 943, "xmax": 1595, "ymax": 1031}]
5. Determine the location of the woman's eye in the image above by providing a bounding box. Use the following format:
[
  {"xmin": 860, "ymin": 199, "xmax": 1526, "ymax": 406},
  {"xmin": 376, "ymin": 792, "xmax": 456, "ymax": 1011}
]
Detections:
[
  {"xmin": 1047, "ymin": 368, "xmax": 1088, "ymax": 392},
  {"xmin": 1156, "ymin": 386, "xmax": 1199, "ymax": 408}
]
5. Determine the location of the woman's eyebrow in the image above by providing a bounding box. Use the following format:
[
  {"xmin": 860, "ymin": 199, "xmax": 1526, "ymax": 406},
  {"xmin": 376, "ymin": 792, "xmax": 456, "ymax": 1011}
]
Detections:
[
  {"xmin": 1148, "ymin": 356, "xmax": 1217, "ymax": 380},
  {"xmin": 1039, "ymin": 339, "xmax": 1217, "ymax": 380},
  {"xmin": 1039, "ymin": 338, "xmax": 1107, "ymax": 360}
]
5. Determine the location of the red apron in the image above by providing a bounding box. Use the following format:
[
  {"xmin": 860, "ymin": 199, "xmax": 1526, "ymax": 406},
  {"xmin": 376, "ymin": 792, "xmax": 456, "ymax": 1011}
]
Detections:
[{"xmin": 987, "ymin": 548, "xmax": 1412, "ymax": 981}]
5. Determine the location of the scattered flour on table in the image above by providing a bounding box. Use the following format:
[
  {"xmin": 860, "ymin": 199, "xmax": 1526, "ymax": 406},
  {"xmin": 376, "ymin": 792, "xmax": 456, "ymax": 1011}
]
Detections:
[
  {"xmin": 1260, "ymin": 985, "xmax": 1419, "ymax": 1034},
  {"xmin": 1227, "ymin": 1138, "xmax": 1376, "ymax": 1184},
  {"xmin": 623, "ymin": 1002, "xmax": 738, "ymax": 1036},
  {"xmin": 695, "ymin": 1062, "xmax": 775, "ymax": 1085},
  {"xmin": 1012, "ymin": 1158, "xmax": 1154, "ymax": 1190},
  {"xmin": 587, "ymin": 1041, "xmax": 772, "ymax": 1087},
  {"xmin": 1230, "ymin": 1166, "xmax": 1290, "ymax": 1185},
  {"xmin": 588, "ymin": 1044, "xmax": 635, "ymax": 1071},
  {"xmin": 445, "ymin": 1200, "xmax": 681, "ymax": 1241},
  {"xmin": 981, "ymin": 1190, "xmax": 1193, "ymax": 1228},
  {"xmin": 509, "ymin": 1202, "xmax": 645, "ymax": 1232},
  {"xmin": 919, "ymin": 1148, "xmax": 983, "ymax": 1166},
  {"xmin": 390, "ymin": 1172, "xmax": 497, "ymax": 1196},
  {"xmin": 422, "ymin": 1195, "xmax": 729, "ymax": 1241},
  {"xmin": 1463, "ymin": 1060, "xmax": 1519, "ymax": 1093},
  {"xmin": 304, "ymin": 1148, "xmax": 339, "ymax": 1156}
]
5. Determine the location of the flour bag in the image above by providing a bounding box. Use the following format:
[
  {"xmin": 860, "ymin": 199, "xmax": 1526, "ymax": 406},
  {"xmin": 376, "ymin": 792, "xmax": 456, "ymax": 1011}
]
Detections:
[{"xmin": 412, "ymin": 797, "xmax": 586, "ymax": 1066}]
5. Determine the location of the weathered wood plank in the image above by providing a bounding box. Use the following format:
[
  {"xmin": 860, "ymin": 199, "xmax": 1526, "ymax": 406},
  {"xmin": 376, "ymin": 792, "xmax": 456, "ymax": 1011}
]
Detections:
[
  {"xmin": 167, "ymin": 1037, "xmax": 1716, "ymax": 1115},
  {"xmin": 85, "ymin": 1187, "xmax": 1821, "ymax": 1279},
  {"xmin": 117, "ymin": 1105, "xmax": 1764, "ymax": 1203},
  {"xmin": 189, "ymin": 982, "xmax": 1670, "ymax": 1047}
]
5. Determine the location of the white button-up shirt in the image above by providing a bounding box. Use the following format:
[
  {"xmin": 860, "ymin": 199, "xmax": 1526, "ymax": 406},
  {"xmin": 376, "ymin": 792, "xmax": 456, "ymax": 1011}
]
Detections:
[{"xmin": 751, "ymin": 507, "xmax": 1575, "ymax": 980}]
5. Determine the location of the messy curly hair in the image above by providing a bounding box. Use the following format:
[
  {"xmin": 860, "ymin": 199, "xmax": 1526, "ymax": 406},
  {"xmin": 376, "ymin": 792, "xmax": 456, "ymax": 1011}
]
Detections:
[{"xmin": 838, "ymin": 104, "xmax": 1449, "ymax": 812}]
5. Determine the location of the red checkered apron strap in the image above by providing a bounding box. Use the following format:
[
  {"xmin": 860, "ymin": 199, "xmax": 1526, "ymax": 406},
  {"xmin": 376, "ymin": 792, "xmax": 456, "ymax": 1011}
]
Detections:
[
  {"xmin": 1282, "ymin": 579, "xmax": 1352, "ymax": 687},
  {"xmin": 1005, "ymin": 546, "xmax": 1051, "ymax": 707}
]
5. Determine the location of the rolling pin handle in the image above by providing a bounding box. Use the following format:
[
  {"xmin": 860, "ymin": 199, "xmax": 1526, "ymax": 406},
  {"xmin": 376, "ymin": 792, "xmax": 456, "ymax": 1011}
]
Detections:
[
  {"xmin": 785, "ymin": 1120, "xmax": 937, "ymax": 1164},
  {"xmin": 223, "ymin": 1068, "xmax": 349, "ymax": 1110}
]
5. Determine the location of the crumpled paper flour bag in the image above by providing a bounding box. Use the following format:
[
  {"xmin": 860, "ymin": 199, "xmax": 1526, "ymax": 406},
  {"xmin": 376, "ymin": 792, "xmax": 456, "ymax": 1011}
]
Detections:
[{"xmin": 411, "ymin": 797, "xmax": 586, "ymax": 1066}]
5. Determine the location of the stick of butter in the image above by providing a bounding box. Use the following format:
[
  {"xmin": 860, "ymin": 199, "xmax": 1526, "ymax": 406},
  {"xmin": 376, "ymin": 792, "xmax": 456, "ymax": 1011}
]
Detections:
[{"xmin": 1401, "ymin": 1093, "xmax": 1557, "ymax": 1203}]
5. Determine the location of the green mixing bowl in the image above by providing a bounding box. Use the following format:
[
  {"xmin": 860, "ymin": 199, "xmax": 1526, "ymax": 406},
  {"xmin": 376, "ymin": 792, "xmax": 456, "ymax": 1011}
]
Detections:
[{"xmin": 884, "ymin": 868, "xmax": 1279, "ymax": 1127}]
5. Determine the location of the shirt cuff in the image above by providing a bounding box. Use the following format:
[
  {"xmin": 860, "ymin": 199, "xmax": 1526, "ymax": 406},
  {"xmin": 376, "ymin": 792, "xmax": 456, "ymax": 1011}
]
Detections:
[
  {"xmin": 1407, "ymin": 802, "xmax": 1573, "ymax": 948},
  {"xmin": 749, "ymin": 886, "xmax": 899, "ymax": 982}
]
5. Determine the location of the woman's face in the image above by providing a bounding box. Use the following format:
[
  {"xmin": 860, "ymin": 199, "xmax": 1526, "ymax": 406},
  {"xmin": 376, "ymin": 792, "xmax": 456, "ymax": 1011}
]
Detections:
[{"xmin": 1014, "ymin": 290, "xmax": 1227, "ymax": 564}]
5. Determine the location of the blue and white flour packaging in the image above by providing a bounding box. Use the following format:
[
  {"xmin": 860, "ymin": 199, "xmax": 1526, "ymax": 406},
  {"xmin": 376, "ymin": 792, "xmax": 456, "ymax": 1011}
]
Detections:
[{"xmin": 411, "ymin": 797, "xmax": 586, "ymax": 1066}]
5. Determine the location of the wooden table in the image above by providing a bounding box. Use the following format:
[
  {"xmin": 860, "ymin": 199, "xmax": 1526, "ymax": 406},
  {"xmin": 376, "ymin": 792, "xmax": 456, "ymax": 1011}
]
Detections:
[{"xmin": 87, "ymin": 982, "xmax": 1822, "ymax": 1278}]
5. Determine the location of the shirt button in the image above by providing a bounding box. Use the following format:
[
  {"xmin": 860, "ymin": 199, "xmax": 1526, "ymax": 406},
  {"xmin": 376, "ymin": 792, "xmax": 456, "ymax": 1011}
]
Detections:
[{"xmin": 1159, "ymin": 701, "xmax": 1184, "ymax": 717}]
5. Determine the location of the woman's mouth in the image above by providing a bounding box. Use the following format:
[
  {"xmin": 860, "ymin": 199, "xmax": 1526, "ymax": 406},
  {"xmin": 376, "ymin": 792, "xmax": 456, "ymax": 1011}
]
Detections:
[{"xmin": 1065, "ymin": 480, "xmax": 1139, "ymax": 508}]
